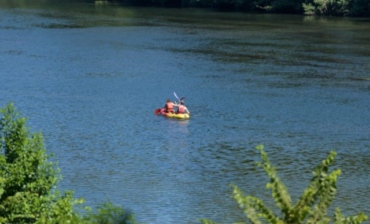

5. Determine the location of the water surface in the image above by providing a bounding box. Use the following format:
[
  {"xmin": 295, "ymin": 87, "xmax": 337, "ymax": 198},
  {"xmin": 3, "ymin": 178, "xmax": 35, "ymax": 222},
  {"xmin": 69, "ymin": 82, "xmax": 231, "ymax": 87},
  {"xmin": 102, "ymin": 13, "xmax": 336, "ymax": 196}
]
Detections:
[{"xmin": 1, "ymin": 3, "xmax": 370, "ymax": 223}]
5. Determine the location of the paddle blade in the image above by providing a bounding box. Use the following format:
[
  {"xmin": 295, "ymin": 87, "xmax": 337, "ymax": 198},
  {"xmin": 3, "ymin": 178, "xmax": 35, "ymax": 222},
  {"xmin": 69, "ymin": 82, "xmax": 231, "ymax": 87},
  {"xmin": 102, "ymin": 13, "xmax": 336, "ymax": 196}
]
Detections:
[
  {"xmin": 173, "ymin": 92, "xmax": 180, "ymax": 101},
  {"xmin": 154, "ymin": 108, "xmax": 161, "ymax": 115}
]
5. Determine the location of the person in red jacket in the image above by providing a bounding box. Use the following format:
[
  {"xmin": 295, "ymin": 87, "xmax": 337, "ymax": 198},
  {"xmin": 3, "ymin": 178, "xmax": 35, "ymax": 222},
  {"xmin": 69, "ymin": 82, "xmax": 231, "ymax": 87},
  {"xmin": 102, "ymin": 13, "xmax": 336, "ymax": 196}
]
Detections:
[
  {"xmin": 164, "ymin": 99, "xmax": 176, "ymax": 113},
  {"xmin": 176, "ymin": 101, "xmax": 190, "ymax": 115}
]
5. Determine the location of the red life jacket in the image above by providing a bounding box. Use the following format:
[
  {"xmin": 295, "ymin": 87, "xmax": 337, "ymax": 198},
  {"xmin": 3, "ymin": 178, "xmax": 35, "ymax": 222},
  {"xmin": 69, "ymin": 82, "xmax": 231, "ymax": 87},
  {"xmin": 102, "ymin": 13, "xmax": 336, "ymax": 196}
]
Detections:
[
  {"xmin": 177, "ymin": 105, "xmax": 186, "ymax": 114},
  {"xmin": 165, "ymin": 102, "xmax": 174, "ymax": 113}
]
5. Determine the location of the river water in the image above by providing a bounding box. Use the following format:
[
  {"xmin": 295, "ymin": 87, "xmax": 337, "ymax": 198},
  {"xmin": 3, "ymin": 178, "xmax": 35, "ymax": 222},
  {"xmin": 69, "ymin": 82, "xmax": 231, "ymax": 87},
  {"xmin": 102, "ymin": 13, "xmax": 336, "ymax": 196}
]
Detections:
[{"xmin": 1, "ymin": 2, "xmax": 370, "ymax": 223}]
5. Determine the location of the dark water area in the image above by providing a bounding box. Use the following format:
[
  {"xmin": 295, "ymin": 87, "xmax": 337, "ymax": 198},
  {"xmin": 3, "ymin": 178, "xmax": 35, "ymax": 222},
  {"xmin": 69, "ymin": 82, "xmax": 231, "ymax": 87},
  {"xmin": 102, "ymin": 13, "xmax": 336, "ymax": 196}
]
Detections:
[{"xmin": 1, "ymin": 2, "xmax": 370, "ymax": 223}]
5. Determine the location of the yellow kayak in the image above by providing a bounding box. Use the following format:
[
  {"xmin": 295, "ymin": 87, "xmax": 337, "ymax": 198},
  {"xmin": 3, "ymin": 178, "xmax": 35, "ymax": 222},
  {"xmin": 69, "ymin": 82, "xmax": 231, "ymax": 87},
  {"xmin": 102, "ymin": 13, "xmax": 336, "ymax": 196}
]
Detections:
[
  {"xmin": 154, "ymin": 108, "xmax": 190, "ymax": 119},
  {"xmin": 165, "ymin": 113, "xmax": 190, "ymax": 119}
]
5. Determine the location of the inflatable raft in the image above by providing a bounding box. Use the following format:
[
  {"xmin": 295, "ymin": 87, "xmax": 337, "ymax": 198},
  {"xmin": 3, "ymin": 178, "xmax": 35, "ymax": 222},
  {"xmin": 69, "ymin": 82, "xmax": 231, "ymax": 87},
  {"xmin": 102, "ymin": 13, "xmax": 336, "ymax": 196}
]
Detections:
[{"xmin": 154, "ymin": 108, "xmax": 190, "ymax": 119}]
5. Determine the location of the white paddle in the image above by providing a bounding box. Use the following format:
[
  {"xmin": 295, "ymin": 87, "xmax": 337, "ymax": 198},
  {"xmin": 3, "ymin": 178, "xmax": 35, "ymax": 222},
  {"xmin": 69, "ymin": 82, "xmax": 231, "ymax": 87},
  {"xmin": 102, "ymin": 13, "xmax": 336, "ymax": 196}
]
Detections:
[
  {"xmin": 173, "ymin": 92, "xmax": 180, "ymax": 104},
  {"xmin": 173, "ymin": 92, "xmax": 185, "ymax": 105}
]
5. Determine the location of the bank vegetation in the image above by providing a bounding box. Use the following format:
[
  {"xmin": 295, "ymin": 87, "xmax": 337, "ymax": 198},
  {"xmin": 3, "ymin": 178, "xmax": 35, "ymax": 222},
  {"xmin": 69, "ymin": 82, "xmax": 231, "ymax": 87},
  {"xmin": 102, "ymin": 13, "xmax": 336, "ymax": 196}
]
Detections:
[{"xmin": 106, "ymin": 0, "xmax": 370, "ymax": 17}]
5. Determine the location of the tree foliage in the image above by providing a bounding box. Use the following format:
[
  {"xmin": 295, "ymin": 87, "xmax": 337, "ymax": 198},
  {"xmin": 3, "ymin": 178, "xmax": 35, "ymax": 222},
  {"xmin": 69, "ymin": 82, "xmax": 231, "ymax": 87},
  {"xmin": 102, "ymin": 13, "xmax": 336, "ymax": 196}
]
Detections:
[
  {"xmin": 302, "ymin": 0, "xmax": 352, "ymax": 16},
  {"xmin": 0, "ymin": 103, "xmax": 84, "ymax": 223},
  {"xmin": 201, "ymin": 145, "xmax": 368, "ymax": 224},
  {"xmin": 108, "ymin": 0, "xmax": 369, "ymax": 16},
  {"xmin": 0, "ymin": 103, "xmax": 137, "ymax": 224},
  {"xmin": 83, "ymin": 201, "xmax": 138, "ymax": 224}
]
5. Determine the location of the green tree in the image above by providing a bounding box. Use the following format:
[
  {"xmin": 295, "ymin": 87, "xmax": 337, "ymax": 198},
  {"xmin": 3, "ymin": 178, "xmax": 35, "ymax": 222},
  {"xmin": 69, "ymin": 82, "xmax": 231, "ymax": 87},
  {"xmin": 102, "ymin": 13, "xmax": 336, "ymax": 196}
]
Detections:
[
  {"xmin": 200, "ymin": 145, "xmax": 368, "ymax": 224},
  {"xmin": 0, "ymin": 103, "xmax": 138, "ymax": 223},
  {"xmin": 0, "ymin": 103, "xmax": 84, "ymax": 223},
  {"xmin": 302, "ymin": 0, "xmax": 352, "ymax": 15},
  {"xmin": 83, "ymin": 201, "xmax": 138, "ymax": 224},
  {"xmin": 302, "ymin": 2, "xmax": 316, "ymax": 14}
]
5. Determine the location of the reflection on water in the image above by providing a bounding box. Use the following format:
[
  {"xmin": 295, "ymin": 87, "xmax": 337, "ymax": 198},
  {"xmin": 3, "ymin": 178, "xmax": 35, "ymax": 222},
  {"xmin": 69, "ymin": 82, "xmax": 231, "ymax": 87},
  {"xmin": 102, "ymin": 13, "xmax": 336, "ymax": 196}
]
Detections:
[{"xmin": 1, "ymin": 2, "xmax": 370, "ymax": 223}]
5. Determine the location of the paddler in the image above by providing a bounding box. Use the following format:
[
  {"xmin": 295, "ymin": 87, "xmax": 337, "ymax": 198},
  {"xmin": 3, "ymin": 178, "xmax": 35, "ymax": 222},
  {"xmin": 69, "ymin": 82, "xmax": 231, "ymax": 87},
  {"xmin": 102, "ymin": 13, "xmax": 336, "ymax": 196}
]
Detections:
[
  {"xmin": 176, "ymin": 101, "xmax": 190, "ymax": 115},
  {"xmin": 164, "ymin": 99, "xmax": 176, "ymax": 113}
]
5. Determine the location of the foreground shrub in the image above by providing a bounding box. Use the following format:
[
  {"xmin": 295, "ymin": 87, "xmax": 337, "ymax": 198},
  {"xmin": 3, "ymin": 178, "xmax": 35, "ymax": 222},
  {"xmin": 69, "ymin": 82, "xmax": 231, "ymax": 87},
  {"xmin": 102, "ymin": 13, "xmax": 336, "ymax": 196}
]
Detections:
[
  {"xmin": 83, "ymin": 201, "xmax": 137, "ymax": 224},
  {"xmin": 0, "ymin": 103, "xmax": 137, "ymax": 224},
  {"xmin": 200, "ymin": 145, "xmax": 368, "ymax": 224},
  {"xmin": 0, "ymin": 103, "xmax": 84, "ymax": 223}
]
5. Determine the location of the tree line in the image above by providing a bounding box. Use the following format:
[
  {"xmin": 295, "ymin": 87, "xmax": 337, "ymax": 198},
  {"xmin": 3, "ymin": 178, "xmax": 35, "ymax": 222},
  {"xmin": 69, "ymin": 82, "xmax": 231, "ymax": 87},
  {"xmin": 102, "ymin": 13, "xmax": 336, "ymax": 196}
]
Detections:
[{"xmin": 103, "ymin": 0, "xmax": 370, "ymax": 17}]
